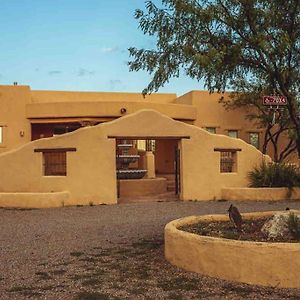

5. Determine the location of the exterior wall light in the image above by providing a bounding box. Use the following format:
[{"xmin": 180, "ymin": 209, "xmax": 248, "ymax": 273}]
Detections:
[
  {"xmin": 120, "ymin": 108, "xmax": 127, "ymax": 114},
  {"xmin": 19, "ymin": 130, "xmax": 25, "ymax": 137}
]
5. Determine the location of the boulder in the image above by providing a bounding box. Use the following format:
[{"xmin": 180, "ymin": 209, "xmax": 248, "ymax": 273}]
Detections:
[{"xmin": 261, "ymin": 212, "xmax": 291, "ymax": 239}]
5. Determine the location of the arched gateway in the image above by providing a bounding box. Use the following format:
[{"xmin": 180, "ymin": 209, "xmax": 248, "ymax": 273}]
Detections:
[{"xmin": 0, "ymin": 110, "xmax": 269, "ymax": 207}]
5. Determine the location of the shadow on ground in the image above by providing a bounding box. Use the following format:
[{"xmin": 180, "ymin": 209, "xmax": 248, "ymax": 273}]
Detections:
[{"xmin": 6, "ymin": 238, "xmax": 300, "ymax": 300}]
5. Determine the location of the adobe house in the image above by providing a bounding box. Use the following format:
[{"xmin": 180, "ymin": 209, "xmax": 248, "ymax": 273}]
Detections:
[
  {"xmin": 0, "ymin": 84, "xmax": 274, "ymax": 207},
  {"xmin": 0, "ymin": 85, "xmax": 268, "ymax": 153},
  {"xmin": 0, "ymin": 110, "xmax": 270, "ymax": 207}
]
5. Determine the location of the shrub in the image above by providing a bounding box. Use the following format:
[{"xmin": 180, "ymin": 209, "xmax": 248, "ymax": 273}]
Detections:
[
  {"xmin": 248, "ymin": 162, "xmax": 300, "ymax": 190},
  {"xmin": 287, "ymin": 212, "xmax": 300, "ymax": 239}
]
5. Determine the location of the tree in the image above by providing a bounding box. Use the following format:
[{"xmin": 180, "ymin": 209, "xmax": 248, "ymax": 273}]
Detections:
[
  {"xmin": 221, "ymin": 88, "xmax": 297, "ymax": 162},
  {"xmin": 128, "ymin": 0, "xmax": 300, "ymax": 157}
]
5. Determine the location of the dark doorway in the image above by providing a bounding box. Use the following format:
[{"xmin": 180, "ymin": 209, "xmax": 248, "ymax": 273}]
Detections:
[{"xmin": 111, "ymin": 137, "xmax": 182, "ymax": 203}]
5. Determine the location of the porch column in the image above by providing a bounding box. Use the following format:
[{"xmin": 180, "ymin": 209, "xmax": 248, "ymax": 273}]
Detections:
[{"xmin": 145, "ymin": 151, "xmax": 155, "ymax": 178}]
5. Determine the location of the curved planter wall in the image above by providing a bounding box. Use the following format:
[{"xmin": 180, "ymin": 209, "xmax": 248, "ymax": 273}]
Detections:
[{"xmin": 165, "ymin": 212, "xmax": 300, "ymax": 288}]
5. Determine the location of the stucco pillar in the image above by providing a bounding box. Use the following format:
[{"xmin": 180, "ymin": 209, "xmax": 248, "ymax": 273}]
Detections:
[{"xmin": 145, "ymin": 151, "xmax": 155, "ymax": 178}]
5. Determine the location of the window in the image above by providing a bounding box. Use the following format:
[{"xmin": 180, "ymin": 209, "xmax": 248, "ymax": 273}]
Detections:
[
  {"xmin": 206, "ymin": 127, "xmax": 216, "ymax": 134},
  {"xmin": 34, "ymin": 148, "xmax": 76, "ymax": 176},
  {"xmin": 0, "ymin": 126, "xmax": 2, "ymax": 144},
  {"xmin": 53, "ymin": 124, "xmax": 81, "ymax": 136},
  {"xmin": 220, "ymin": 152, "xmax": 236, "ymax": 172},
  {"xmin": 43, "ymin": 151, "xmax": 67, "ymax": 176},
  {"xmin": 137, "ymin": 139, "xmax": 156, "ymax": 152},
  {"xmin": 249, "ymin": 132, "xmax": 259, "ymax": 149},
  {"xmin": 137, "ymin": 140, "xmax": 146, "ymax": 151},
  {"xmin": 146, "ymin": 140, "xmax": 156, "ymax": 152},
  {"xmin": 228, "ymin": 130, "xmax": 238, "ymax": 138},
  {"xmin": 214, "ymin": 148, "xmax": 241, "ymax": 173}
]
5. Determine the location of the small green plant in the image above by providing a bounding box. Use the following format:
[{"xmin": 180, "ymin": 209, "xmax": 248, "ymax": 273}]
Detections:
[
  {"xmin": 248, "ymin": 162, "xmax": 300, "ymax": 197},
  {"xmin": 70, "ymin": 251, "xmax": 84, "ymax": 257},
  {"xmin": 287, "ymin": 212, "xmax": 300, "ymax": 239}
]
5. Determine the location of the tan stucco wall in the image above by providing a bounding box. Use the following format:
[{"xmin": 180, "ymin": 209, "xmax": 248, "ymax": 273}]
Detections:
[
  {"xmin": 31, "ymin": 90, "xmax": 177, "ymax": 103},
  {"xmin": 0, "ymin": 191, "xmax": 70, "ymax": 208},
  {"xmin": 0, "ymin": 127, "xmax": 117, "ymax": 205},
  {"xmin": 26, "ymin": 101, "xmax": 196, "ymax": 122},
  {"xmin": 0, "ymin": 85, "xmax": 31, "ymax": 153},
  {"xmin": 177, "ymin": 91, "xmax": 262, "ymax": 145},
  {"xmin": 165, "ymin": 212, "xmax": 300, "ymax": 288},
  {"xmin": 222, "ymin": 187, "xmax": 300, "ymax": 201},
  {"xmin": 177, "ymin": 90, "xmax": 297, "ymax": 162},
  {"xmin": 0, "ymin": 109, "xmax": 270, "ymax": 205},
  {"xmin": 119, "ymin": 178, "xmax": 167, "ymax": 197}
]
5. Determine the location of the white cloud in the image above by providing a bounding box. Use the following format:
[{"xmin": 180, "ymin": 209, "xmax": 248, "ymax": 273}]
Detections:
[{"xmin": 101, "ymin": 46, "xmax": 119, "ymax": 53}]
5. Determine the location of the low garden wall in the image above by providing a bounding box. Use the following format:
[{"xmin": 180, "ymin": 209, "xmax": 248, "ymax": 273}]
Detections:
[
  {"xmin": 119, "ymin": 178, "xmax": 167, "ymax": 197},
  {"xmin": 0, "ymin": 191, "xmax": 70, "ymax": 209},
  {"xmin": 221, "ymin": 187, "xmax": 300, "ymax": 201},
  {"xmin": 165, "ymin": 212, "xmax": 300, "ymax": 288}
]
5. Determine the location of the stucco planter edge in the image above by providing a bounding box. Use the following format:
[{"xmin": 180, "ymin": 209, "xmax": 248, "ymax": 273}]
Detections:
[{"xmin": 164, "ymin": 211, "xmax": 300, "ymax": 288}]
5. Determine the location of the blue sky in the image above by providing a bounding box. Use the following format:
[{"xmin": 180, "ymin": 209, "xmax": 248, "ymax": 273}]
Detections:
[{"xmin": 0, "ymin": 0, "xmax": 204, "ymax": 96}]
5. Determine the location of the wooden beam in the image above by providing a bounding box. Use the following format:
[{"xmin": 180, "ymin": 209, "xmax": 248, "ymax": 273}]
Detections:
[
  {"xmin": 214, "ymin": 148, "xmax": 242, "ymax": 152},
  {"xmin": 34, "ymin": 148, "xmax": 76, "ymax": 153},
  {"xmin": 107, "ymin": 136, "xmax": 190, "ymax": 140}
]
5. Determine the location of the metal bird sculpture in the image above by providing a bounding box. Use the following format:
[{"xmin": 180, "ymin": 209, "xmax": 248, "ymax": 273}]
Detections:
[{"xmin": 228, "ymin": 204, "xmax": 242, "ymax": 232}]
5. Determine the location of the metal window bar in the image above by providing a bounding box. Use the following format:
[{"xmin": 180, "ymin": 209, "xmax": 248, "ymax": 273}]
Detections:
[
  {"xmin": 220, "ymin": 152, "xmax": 234, "ymax": 173},
  {"xmin": 43, "ymin": 152, "xmax": 67, "ymax": 176},
  {"xmin": 146, "ymin": 140, "xmax": 155, "ymax": 152}
]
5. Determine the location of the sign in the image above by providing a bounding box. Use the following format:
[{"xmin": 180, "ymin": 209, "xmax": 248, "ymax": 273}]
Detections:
[{"xmin": 263, "ymin": 95, "xmax": 287, "ymax": 106}]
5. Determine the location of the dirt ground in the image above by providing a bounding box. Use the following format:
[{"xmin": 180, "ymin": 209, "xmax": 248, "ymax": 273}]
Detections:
[{"xmin": 1, "ymin": 200, "xmax": 300, "ymax": 299}]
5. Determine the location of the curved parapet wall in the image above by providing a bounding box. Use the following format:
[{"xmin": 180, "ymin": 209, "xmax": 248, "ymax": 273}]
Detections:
[
  {"xmin": 222, "ymin": 187, "xmax": 300, "ymax": 201},
  {"xmin": 0, "ymin": 191, "xmax": 70, "ymax": 209},
  {"xmin": 0, "ymin": 109, "xmax": 270, "ymax": 205},
  {"xmin": 165, "ymin": 212, "xmax": 300, "ymax": 288}
]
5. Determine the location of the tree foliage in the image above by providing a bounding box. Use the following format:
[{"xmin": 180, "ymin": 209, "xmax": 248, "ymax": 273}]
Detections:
[
  {"xmin": 221, "ymin": 88, "xmax": 297, "ymax": 162},
  {"xmin": 129, "ymin": 0, "xmax": 300, "ymax": 156}
]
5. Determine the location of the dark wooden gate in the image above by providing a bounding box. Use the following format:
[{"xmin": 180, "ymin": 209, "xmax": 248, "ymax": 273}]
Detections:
[{"xmin": 175, "ymin": 147, "xmax": 181, "ymax": 195}]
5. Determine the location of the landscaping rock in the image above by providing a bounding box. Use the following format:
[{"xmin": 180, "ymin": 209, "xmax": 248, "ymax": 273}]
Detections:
[{"xmin": 261, "ymin": 212, "xmax": 290, "ymax": 239}]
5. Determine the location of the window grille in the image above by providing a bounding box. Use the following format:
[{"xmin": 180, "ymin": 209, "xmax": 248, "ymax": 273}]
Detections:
[
  {"xmin": 43, "ymin": 151, "xmax": 67, "ymax": 176},
  {"xmin": 214, "ymin": 148, "xmax": 241, "ymax": 173},
  {"xmin": 146, "ymin": 140, "xmax": 156, "ymax": 152},
  {"xmin": 34, "ymin": 148, "xmax": 76, "ymax": 176},
  {"xmin": 220, "ymin": 151, "xmax": 235, "ymax": 173}
]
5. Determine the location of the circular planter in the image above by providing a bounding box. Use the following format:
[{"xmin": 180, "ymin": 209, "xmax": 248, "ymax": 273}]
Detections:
[{"xmin": 164, "ymin": 211, "xmax": 300, "ymax": 288}]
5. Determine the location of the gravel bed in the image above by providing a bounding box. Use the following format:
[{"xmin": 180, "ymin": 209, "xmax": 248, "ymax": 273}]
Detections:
[{"xmin": 1, "ymin": 200, "xmax": 300, "ymax": 299}]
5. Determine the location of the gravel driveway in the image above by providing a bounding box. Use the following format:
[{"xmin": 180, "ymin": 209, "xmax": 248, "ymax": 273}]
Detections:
[{"xmin": 1, "ymin": 200, "xmax": 300, "ymax": 299}]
